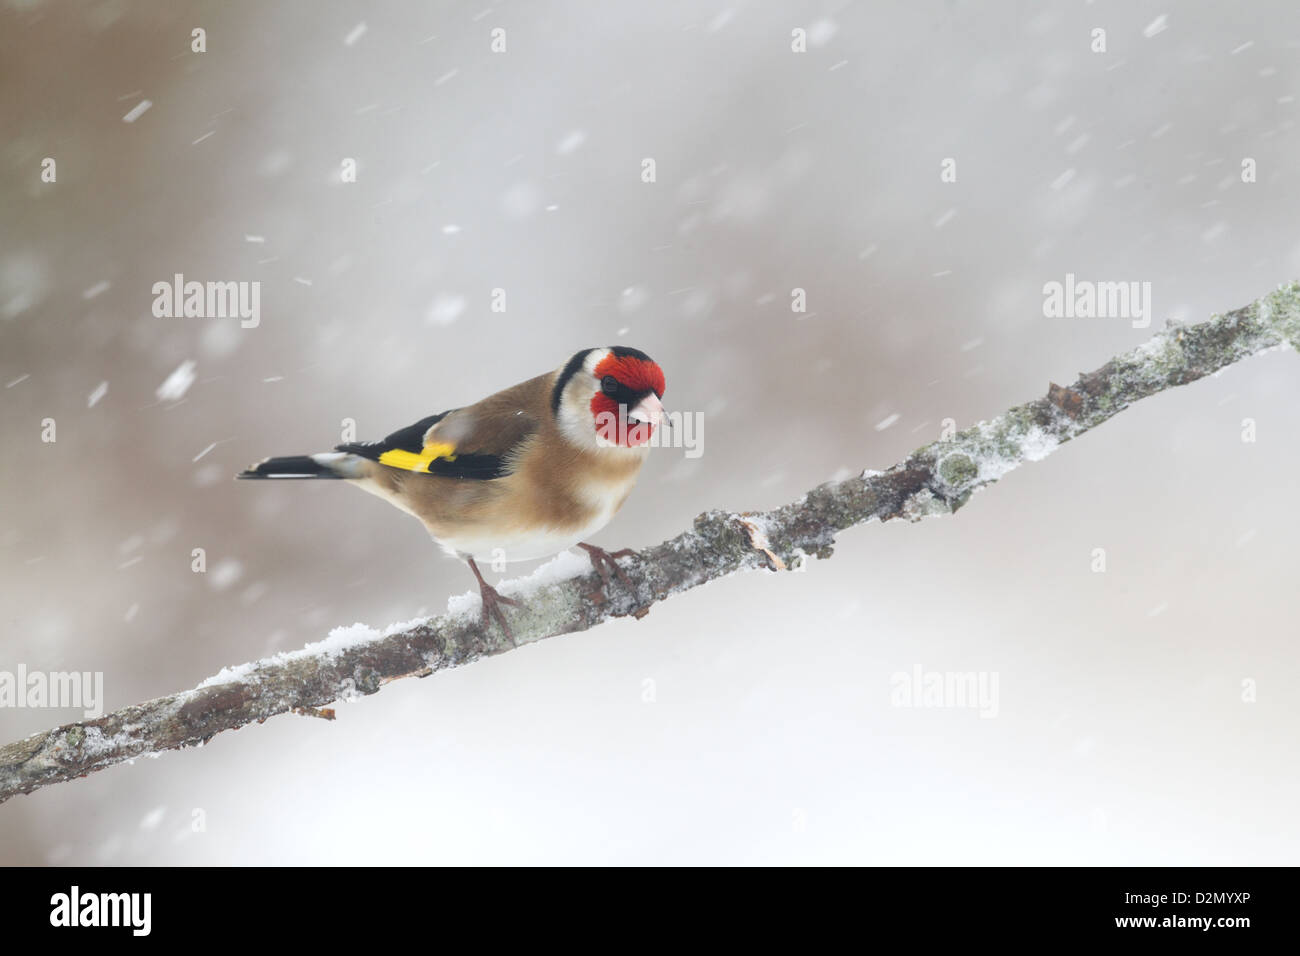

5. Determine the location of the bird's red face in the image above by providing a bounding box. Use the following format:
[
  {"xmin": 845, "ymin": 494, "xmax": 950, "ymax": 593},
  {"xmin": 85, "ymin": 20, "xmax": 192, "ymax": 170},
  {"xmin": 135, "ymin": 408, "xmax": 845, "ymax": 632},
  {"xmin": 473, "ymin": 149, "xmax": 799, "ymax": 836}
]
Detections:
[{"xmin": 590, "ymin": 349, "xmax": 666, "ymax": 447}]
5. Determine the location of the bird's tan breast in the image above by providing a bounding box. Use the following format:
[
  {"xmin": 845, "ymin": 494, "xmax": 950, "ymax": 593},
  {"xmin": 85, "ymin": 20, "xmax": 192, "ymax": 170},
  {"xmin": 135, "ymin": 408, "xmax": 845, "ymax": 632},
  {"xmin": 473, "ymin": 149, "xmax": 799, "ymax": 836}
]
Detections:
[
  {"xmin": 360, "ymin": 430, "xmax": 647, "ymax": 561},
  {"xmin": 513, "ymin": 436, "xmax": 645, "ymax": 528}
]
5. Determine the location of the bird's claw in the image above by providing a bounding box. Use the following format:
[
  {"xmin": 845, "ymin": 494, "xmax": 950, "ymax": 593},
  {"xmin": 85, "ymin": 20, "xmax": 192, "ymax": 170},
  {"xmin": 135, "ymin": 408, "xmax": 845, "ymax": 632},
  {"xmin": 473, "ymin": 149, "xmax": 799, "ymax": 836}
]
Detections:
[
  {"xmin": 478, "ymin": 582, "xmax": 521, "ymax": 645},
  {"xmin": 467, "ymin": 557, "xmax": 520, "ymax": 645},
  {"xmin": 577, "ymin": 543, "xmax": 635, "ymax": 593}
]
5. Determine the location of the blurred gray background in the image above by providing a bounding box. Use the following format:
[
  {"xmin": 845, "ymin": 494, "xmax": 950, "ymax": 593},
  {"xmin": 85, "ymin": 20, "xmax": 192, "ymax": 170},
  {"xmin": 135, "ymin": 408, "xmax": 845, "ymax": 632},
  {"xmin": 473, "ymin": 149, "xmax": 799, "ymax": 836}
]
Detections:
[{"xmin": 3, "ymin": 0, "xmax": 1299, "ymax": 864}]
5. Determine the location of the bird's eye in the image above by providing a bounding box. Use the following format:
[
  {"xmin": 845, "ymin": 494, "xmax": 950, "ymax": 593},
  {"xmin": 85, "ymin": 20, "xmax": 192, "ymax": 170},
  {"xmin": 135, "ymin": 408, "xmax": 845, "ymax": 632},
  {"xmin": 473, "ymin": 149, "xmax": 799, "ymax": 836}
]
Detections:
[{"xmin": 601, "ymin": 375, "xmax": 619, "ymax": 395}]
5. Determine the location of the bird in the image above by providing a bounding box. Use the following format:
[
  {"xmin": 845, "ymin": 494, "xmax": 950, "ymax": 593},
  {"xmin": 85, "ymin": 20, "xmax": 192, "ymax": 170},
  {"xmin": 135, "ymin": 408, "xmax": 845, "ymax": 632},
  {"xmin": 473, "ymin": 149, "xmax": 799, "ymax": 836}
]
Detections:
[{"xmin": 237, "ymin": 346, "xmax": 667, "ymax": 642}]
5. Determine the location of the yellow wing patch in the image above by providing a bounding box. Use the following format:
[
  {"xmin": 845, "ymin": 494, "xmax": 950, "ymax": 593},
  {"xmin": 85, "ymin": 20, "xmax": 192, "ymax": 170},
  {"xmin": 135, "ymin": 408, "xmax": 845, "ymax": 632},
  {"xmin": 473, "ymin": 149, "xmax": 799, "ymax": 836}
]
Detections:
[{"xmin": 378, "ymin": 441, "xmax": 458, "ymax": 473}]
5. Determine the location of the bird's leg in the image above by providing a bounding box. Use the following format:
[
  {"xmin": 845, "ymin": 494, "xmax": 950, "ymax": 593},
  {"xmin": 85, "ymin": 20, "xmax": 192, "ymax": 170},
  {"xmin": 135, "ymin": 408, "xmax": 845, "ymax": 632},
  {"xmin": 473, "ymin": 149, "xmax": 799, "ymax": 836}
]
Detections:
[
  {"xmin": 467, "ymin": 556, "xmax": 521, "ymax": 645},
  {"xmin": 577, "ymin": 542, "xmax": 636, "ymax": 592}
]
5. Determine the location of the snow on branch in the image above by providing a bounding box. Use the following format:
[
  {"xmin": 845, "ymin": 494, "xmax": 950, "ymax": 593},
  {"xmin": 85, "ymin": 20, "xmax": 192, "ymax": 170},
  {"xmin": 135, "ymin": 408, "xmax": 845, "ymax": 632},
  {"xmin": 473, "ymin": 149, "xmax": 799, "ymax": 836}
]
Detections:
[{"xmin": 3, "ymin": 283, "xmax": 1299, "ymax": 804}]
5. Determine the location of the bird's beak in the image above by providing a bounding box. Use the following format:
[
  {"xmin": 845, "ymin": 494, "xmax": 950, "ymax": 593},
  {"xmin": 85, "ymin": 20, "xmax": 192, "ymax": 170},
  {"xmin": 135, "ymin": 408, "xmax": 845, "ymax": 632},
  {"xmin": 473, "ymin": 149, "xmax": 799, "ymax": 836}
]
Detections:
[{"xmin": 627, "ymin": 392, "xmax": 665, "ymax": 428}]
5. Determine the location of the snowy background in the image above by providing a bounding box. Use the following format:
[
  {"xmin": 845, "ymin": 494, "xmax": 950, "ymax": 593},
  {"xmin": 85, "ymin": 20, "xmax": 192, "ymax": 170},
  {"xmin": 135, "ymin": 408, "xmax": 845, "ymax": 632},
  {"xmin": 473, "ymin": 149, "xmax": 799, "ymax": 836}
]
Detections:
[{"xmin": 3, "ymin": 0, "xmax": 1300, "ymax": 864}]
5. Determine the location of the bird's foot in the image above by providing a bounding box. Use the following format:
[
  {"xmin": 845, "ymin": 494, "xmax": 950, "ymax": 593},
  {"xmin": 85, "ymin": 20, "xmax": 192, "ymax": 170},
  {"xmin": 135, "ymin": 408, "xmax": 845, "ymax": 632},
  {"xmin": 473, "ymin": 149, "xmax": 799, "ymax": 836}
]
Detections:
[
  {"xmin": 477, "ymin": 580, "xmax": 521, "ymax": 645},
  {"xmin": 467, "ymin": 557, "xmax": 521, "ymax": 645},
  {"xmin": 577, "ymin": 543, "xmax": 635, "ymax": 599}
]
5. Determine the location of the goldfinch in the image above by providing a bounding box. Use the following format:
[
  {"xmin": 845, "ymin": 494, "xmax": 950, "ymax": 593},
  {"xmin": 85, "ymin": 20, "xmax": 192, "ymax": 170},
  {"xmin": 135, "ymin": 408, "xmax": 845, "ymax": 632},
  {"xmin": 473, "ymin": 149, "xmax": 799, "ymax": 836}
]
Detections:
[{"xmin": 237, "ymin": 347, "xmax": 667, "ymax": 640}]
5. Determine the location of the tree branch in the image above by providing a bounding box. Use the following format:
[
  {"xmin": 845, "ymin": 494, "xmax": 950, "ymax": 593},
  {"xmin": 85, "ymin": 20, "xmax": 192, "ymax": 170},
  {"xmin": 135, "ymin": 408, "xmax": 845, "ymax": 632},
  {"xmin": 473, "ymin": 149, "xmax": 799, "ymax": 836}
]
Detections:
[{"xmin": 4, "ymin": 283, "xmax": 1299, "ymax": 804}]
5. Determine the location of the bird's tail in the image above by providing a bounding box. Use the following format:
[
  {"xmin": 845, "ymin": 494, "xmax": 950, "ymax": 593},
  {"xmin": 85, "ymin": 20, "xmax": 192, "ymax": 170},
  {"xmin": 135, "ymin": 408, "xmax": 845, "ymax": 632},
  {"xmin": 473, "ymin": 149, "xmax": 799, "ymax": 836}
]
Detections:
[{"xmin": 236, "ymin": 452, "xmax": 362, "ymax": 480}]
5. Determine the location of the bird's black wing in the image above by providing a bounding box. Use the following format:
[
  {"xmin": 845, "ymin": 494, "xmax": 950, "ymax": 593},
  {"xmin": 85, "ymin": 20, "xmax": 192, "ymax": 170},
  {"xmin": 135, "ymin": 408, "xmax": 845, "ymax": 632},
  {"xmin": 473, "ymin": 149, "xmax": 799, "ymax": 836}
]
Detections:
[{"xmin": 335, "ymin": 374, "xmax": 548, "ymax": 480}]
